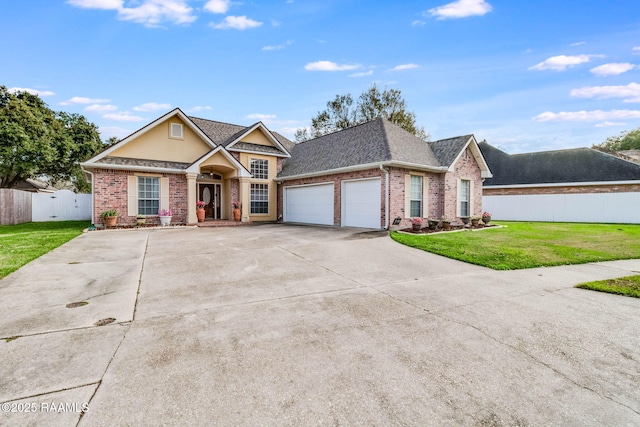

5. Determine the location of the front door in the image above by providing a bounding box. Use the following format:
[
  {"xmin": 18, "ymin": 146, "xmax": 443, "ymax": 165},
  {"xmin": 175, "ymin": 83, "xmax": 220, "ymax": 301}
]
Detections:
[{"xmin": 199, "ymin": 184, "xmax": 221, "ymax": 219}]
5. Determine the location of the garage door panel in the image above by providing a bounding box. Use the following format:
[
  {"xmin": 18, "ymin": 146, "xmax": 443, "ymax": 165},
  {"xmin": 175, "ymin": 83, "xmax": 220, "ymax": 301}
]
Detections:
[
  {"xmin": 284, "ymin": 184, "xmax": 334, "ymax": 226},
  {"xmin": 343, "ymin": 179, "xmax": 381, "ymax": 229}
]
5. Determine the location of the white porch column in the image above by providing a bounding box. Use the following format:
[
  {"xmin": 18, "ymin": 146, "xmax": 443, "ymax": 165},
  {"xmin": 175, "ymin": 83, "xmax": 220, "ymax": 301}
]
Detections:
[
  {"xmin": 239, "ymin": 177, "xmax": 251, "ymax": 223},
  {"xmin": 186, "ymin": 173, "xmax": 198, "ymax": 224}
]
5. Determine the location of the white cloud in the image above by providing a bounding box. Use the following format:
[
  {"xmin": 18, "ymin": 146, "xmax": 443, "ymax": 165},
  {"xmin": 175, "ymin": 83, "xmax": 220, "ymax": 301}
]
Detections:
[
  {"xmin": 99, "ymin": 125, "xmax": 132, "ymax": 139},
  {"xmin": 60, "ymin": 96, "xmax": 110, "ymax": 105},
  {"xmin": 391, "ymin": 63, "xmax": 419, "ymax": 71},
  {"xmin": 529, "ymin": 54, "xmax": 603, "ymax": 71},
  {"xmin": 633, "ymin": 47, "xmax": 640, "ymax": 55},
  {"xmin": 246, "ymin": 113, "xmax": 277, "ymax": 121},
  {"xmin": 570, "ymin": 82, "xmax": 640, "ymax": 103},
  {"xmin": 350, "ymin": 70, "xmax": 374, "ymax": 77},
  {"xmin": 103, "ymin": 112, "xmax": 146, "ymax": 122},
  {"xmin": 533, "ymin": 109, "xmax": 640, "ymax": 122},
  {"xmin": 210, "ymin": 15, "xmax": 262, "ymax": 30},
  {"xmin": 427, "ymin": 0, "xmax": 492, "ymax": 20},
  {"xmin": 203, "ymin": 0, "xmax": 230, "ymax": 14},
  {"xmin": 590, "ymin": 63, "xmax": 636, "ymax": 76},
  {"xmin": 8, "ymin": 87, "xmax": 55, "ymax": 97},
  {"xmin": 595, "ymin": 121, "xmax": 625, "ymax": 128},
  {"xmin": 133, "ymin": 102, "xmax": 171, "ymax": 112},
  {"xmin": 66, "ymin": 0, "xmax": 122, "ymax": 9},
  {"xmin": 85, "ymin": 104, "xmax": 118, "ymax": 112},
  {"xmin": 188, "ymin": 105, "xmax": 212, "ymax": 112},
  {"xmin": 570, "ymin": 41, "xmax": 586, "ymax": 47},
  {"xmin": 305, "ymin": 61, "xmax": 361, "ymax": 71},
  {"xmin": 412, "ymin": 20, "xmax": 426, "ymax": 26},
  {"xmin": 262, "ymin": 40, "xmax": 293, "ymax": 51}
]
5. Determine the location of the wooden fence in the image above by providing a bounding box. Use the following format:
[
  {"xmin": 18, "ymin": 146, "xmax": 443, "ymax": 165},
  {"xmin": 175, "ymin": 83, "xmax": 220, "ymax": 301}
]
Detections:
[
  {"xmin": 0, "ymin": 189, "xmax": 91, "ymax": 225},
  {"xmin": 0, "ymin": 189, "xmax": 32, "ymax": 225}
]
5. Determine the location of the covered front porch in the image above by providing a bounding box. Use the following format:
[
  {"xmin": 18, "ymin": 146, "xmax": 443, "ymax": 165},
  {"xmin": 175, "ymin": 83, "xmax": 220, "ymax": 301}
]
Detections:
[{"xmin": 185, "ymin": 147, "xmax": 252, "ymax": 225}]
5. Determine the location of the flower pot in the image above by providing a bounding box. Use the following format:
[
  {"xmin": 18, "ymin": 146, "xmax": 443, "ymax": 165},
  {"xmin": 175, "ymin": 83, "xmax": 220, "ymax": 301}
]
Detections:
[
  {"xmin": 233, "ymin": 208, "xmax": 241, "ymax": 222},
  {"xmin": 136, "ymin": 218, "xmax": 146, "ymax": 226},
  {"xmin": 461, "ymin": 217, "xmax": 470, "ymax": 225},
  {"xmin": 471, "ymin": 219, "xmax": 479, "ymax": 227},
  {"xmin": 159, "ymin": 216, "xmax": 172, "ymax": 226},
  {"xmin": 428, "ymin": 220, "xmax": 439, "ymax": 230},
  {"xmin": 104, "ymin": 216, "xmax": 117, "ymax": 227},
  {"xmin": 196, "ymin": 208, "xmax": 205, "ymax": 222},
  {"xmin": 412, "ymin": 223, "xmax": 422, "ymax": 232},
  {"xmin": 482, "ymin": 216, "xmax": 491, "ymax": 225},
  {"xmin": 442, "ymin": 222, "xmax": 451, "ymax": 230}
]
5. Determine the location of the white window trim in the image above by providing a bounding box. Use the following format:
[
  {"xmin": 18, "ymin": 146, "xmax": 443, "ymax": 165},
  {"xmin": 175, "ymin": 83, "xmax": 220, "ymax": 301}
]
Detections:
[
  {"xmin": 250, "ymin": 183, "xmax": 269, "ymax": 215},
  {"xmin": 456, "ymin": 178, "xmax": 473, "ymax": 218},
  {"xmin": 170, "ymin": 122, "xmax": 183, "ymax": 139},
  {"xmin": 128, "ymin": 175, "xmax": 169, "ymax": 216},
  {"xmin": 250, "ymin": 158, "xmax": 269, "ymax": 180},
  {"xmin": 404, "ymin": 174, "xmax": 428, "ymax": 218}
]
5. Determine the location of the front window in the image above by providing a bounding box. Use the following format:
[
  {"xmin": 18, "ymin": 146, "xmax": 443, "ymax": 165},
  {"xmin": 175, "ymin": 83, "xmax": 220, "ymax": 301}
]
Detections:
[
  {"xmin": 410, "ymin": 175, "xmax": 422, "ymax": 217},
  {"xmin": 251, "ymin": 183, "xmax": 269, "ymax": 214},
  {"xmin": 250, "ymin": 159, "xmax": 269, "ymax": 180},
  {"xmin": 460, "ymin": 179, "xmax": 470, "ymax": 217},
  {"xmin": 138, "ymin": 177, "xmax": 159, "ymax": 215}
]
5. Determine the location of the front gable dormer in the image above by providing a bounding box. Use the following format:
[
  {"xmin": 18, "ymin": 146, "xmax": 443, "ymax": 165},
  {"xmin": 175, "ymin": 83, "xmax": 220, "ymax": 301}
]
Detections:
[{"xmin": 225, "ymin": 123, "xmax": 291, "ymax": 158}]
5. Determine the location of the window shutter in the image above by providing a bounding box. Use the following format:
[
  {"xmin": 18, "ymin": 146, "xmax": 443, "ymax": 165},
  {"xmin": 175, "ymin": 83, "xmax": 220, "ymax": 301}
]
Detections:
[
  {"xmin": 128, "ymin": 176, "xmax": 137, "ymax": 216},
  {"xmin": 422, "ymin": 177, "xmax": 429, "ymax": 218},
  {"xmin": 404, "ymin": 174, "xmax": 411, "ymax": 218},
  {"xmin": 160, "ymin": 177, "xmax": 170, "ymax": 211},
  {"xmin": 456, "ymin": 178, "xmax": 462, "ymax": 218},
  {"xmin": 469, "ymin": 180, "xmax": 475, "ymax": 217}
]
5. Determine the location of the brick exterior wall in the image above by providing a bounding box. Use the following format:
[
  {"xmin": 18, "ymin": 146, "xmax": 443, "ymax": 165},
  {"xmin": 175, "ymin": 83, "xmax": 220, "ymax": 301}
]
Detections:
[
  {"xmin": 92, "ymin": 169, "xmax": 187, "ymax": 226},
  {"xmin": 446, "ymin": 147, "xmax": 483, "ymax": 220},
  {"xmin": 484, "ymin": 183, "xmax": 640, "ymax": 196}
]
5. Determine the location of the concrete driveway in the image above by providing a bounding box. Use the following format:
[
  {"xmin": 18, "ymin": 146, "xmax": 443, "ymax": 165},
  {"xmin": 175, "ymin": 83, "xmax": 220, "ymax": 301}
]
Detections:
[{"xmin": 1, "ymin": 224, "xmax": 639, "ymax": 426}]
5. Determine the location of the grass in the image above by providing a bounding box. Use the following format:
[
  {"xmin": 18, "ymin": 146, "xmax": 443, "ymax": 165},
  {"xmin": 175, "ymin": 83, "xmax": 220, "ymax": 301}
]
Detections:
[
  {"xmin": 0, "ymin": 221, "xmax": 89, "ymax": 279},
  {"xmin": 390, "ymin": 221, "xmax": 640, "ymax": 270},
  {"xmin": 576, "ymin": 275, "xmax": 640, "ymax": 298}
]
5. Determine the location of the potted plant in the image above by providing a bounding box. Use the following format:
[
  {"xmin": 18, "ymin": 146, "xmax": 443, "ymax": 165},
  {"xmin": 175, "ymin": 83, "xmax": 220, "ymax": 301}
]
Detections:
[
  {"xmin": 232, "ymin": 200, "xmax": 241, "ymax": 222},
  {"xmin": 100, "ymin": 209, "xmax": 118, "ymax": 227},
  {"xmin": 158, "ymin": 208, "xmax": 173, "ymax": 226},
  {"xmin": 482, "ymin": 211, "xmax": 492, "ymax": 224},
  {"xmin": 411, "ymin": 217, "xmax": 423, "ymax": 232},
  {"xmin": 136, "ymin": 214, "xmax": 146, "ymax": 226},
  {"xmin": 461, "ymin": 216, "xmax": 470, "ymax": 225},
  {"xmin": 427, "ymin": 218, "xmax": 439, "ymax": 230},
  {"xmin": 196, "ymin": 200, "xmax": 206, "ymax": 222},
  {"xmin": 441, "ymin": 217, "xmax": 451, "ymax": 230},
  {"xmin": 470, "ymin": 216, "xmax": 480, "ymax": 226}
]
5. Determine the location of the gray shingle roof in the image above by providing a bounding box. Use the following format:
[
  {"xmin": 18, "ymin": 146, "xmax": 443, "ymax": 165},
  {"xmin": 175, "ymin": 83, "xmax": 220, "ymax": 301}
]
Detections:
[
  {"xmin": 278, "ymin": 118, "xmax": 468, "ymax": 178},
  {"xmin": 99, "ymin": 156, "xmax": 191, "ymax": 170},
  {"xmin": 478, "ymin": 142, "xmax": 640, "ymax": 186},
  {"xmin": 231, "ymin": 142, "xmax": 286, "ymax": 155},
  {"xmin": 188, "ymin": 116, "xmax": 246, "ymax": 146}
]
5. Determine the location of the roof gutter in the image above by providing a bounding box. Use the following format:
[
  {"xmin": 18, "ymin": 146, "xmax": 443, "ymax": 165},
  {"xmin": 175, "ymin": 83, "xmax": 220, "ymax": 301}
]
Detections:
[
  {"xmin": 275, "ymin": 161, "xmax": 448, "ymax": 182},
  {"xmin": 485, "ymin": 180, "xmax": 640, "ymax": 189},
  {"xmin": 80, "ymin": 162, "xmax": 187, "ymax": 175}
]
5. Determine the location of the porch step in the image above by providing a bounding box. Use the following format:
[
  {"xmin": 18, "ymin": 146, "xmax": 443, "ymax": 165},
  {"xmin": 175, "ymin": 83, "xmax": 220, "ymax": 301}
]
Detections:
[{"xmin": 196, "ymin": 220, "xmax": 251, "ymax": 227}]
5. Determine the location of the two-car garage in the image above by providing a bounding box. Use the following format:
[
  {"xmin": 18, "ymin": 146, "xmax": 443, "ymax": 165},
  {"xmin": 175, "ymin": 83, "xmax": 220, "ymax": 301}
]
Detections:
[{"xmin": 283, "ymin": 178, "xmax": 382, "ymax": 229}]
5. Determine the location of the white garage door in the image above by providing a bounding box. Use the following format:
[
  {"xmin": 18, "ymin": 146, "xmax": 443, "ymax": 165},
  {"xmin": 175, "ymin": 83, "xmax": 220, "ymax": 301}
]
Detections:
[
  {"xmin": 284, "ymin": 183, "xmax": 334, "ymax": 226},
  {"xmin": 342, "ymin": 178, "xmax": 382, "ymax": 229}
]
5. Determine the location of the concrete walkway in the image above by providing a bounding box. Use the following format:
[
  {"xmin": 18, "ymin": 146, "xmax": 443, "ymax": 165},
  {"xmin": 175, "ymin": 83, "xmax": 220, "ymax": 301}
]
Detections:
[{"xmin": 1, "ymin": 224, "xmax": 639, "ymax": 426}]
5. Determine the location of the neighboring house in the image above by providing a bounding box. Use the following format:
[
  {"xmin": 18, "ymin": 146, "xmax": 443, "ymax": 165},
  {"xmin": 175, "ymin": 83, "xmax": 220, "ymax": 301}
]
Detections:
[
  {"xmin": 11, "ymin": 178, "xmax": 55, "ymax": 193},
  {"xmin": 479, "ymin": 142, "xmax": 640, "ymax": 223},
  {"xmin": 82, "ymin": 108, "xmax": 491, "ymax": 229}
]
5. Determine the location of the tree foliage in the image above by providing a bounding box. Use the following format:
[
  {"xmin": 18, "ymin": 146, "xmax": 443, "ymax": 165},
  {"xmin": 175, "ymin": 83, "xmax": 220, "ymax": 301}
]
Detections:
[
  {"xmin": 0, "ymin": 86, "xmax": 104, "ymax": 192},
  {"xmin": 296, "ymin": 84, "xmax": 429, "ymax": 142},
  {"xmin": 593, "ymin": 128, "xmax": 640, "ymax": 152}
]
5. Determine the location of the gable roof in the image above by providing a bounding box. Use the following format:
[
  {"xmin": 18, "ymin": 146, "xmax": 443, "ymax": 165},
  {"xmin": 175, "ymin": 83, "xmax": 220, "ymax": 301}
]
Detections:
[
  {"xmin": 478, "ymin": 142, "xmax": 640, "ymax": 186},
  {"xmin": 278, "ymin": 118, "xmax": 489, "ymax": 179}
]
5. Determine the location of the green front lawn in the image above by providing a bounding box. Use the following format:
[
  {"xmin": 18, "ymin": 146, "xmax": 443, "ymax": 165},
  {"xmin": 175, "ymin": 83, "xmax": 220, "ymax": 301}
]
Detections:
[
  {"xmin": 0, "ymin": 221, "xmax": 89, "ymax": 279},
  {"xmin": 576, "ymin": 275, "xmax": 640, "ymax": 298},
  {"xmin": 390, "ymin": 221, "xmax": 640, "ymax": 270}
]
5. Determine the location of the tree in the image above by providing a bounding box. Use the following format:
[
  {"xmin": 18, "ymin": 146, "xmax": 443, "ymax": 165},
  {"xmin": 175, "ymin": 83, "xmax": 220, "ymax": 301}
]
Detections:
[
  {"xmin": 593, "ymin": 128, "xmax": 640, "ymax": 152},
  {"xmin": 296, "ymin": 84, "xmax": 429, "ymax": 142},
  {"xmin": 0, "ymin": 86, "xmax": 104, "ymax": 192}
]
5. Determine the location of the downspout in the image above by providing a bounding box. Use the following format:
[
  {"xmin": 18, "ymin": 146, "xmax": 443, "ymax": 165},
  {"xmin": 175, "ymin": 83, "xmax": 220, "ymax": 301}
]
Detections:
[
  {"xmin": 83, "ymin": 168, "xmax": 95, "ymax": 225},
  {"xmin": 379, "ymin": 164, "xmax": 390, "ymax": 230}
]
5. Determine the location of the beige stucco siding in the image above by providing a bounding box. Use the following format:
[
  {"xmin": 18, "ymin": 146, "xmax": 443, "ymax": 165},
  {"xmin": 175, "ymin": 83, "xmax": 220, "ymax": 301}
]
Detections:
[
  {"xmin": 239, "ymin": 152, "xmax": 278, "ymax": 221},
  {"xmin": 240, "ymin": 128, "xmax": 276, "ymax": 147},
  {"xmin": 111, "ymin": 117, "xmax": 211, "ymax": 163}
]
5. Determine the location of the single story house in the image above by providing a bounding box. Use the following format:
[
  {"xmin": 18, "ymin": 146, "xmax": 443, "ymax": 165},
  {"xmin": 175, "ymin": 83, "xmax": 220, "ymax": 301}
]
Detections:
[
  {"xmin": 479, "ymin": 142, "xmax": 640, "ymax": 223},
  {"xmin": 82, "ymin": 108, "xmax": 491, "ymax": 229}
]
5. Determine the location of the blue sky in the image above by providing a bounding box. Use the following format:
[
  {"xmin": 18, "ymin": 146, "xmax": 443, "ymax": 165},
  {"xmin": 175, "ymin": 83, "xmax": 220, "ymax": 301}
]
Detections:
[{"xmin": 2, "ymin": 0, "xmax": 640, "ymax": 153}]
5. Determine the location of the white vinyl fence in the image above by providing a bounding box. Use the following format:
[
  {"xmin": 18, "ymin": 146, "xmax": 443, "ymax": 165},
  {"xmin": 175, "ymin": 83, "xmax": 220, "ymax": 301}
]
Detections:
[
  {"xmin": 32, "ymin": 190, "xmax": 92, "ymax": 222},
  {"xmin": 483, "ymin": 192, "xmax": 640, "ymax": 224}
]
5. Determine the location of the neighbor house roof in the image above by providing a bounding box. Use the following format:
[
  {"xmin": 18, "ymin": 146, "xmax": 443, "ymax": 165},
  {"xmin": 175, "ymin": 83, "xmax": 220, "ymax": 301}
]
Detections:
[
  {"xmin": 278, "ymin": 118, "xmax": 484, "ymax": 179},
  {"xmin": 478, "ymin": 142, "xmax": 640, "ymax": 186}
]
